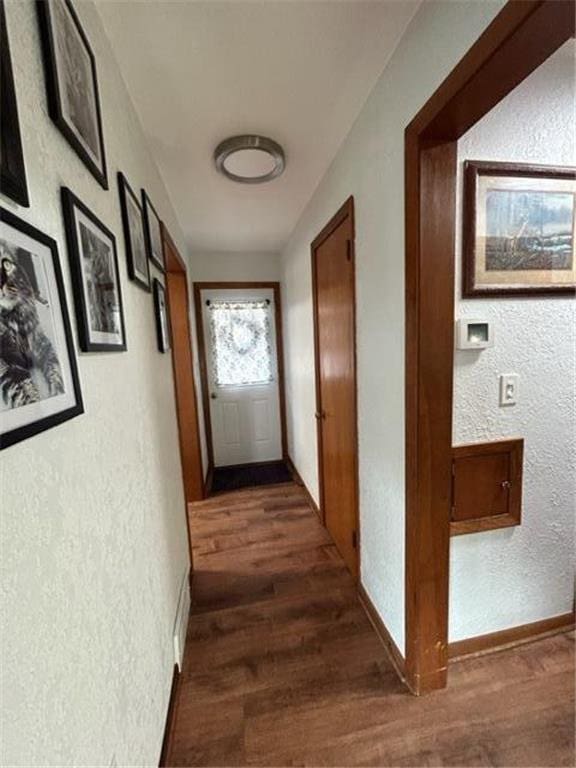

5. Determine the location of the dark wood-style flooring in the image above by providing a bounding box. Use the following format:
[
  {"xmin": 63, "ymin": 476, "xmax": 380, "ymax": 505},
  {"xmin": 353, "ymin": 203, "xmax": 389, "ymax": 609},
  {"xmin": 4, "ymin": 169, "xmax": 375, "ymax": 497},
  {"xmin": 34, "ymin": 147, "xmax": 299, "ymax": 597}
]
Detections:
[{"xmin": 167, "ymin": 482, "xmax": 575, "ymax": 767}]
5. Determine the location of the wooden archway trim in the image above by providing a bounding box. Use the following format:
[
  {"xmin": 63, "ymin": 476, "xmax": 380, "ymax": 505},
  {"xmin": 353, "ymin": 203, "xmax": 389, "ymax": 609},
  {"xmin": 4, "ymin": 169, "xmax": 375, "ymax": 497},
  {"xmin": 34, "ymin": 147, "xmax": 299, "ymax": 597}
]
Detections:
[
  {"xmin": 162, "ymin": 224, "xmax": 204, "ymax": 511},
  {"xmin": 404, "ymin": 0, "xmax": 574, "ymax": 694}
]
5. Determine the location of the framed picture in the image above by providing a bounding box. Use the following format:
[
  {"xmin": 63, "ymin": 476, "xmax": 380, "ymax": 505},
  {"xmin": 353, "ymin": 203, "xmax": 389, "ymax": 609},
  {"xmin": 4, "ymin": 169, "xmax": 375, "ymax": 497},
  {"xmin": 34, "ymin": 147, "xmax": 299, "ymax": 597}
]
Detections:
[
  {"xmin": 152, "ymin": 278, "xmax": 171, "ymax": 353},
  {"xmin": 142, "ymin": 191, "xmax": 164, "ymax": 272},
  {"xmin": 61, "ymin": 188, "xmax": 127, "ymax": 352},
  {"xmin": 0, "ymin": 208, "xmax": 84, "ymax": 449},
  {"xmin": 463, "ymin": 161, "xmax": 576, "ymax": 297},
  {"xmin": 36, "ymin": 0, "xmax": 107, "ymax": 189},
  {"xmin": 118, "ymin": 172, "xmax": 150, "ymax": 292},
  {"xmin": 1, "ymin": 0, "xmax": 29, "ymax": 207}
]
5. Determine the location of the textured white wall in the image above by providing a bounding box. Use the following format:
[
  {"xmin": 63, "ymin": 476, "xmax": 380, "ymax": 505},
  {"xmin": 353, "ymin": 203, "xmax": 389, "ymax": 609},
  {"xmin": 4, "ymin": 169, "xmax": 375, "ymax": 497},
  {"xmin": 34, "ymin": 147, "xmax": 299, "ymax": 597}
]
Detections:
[
  {"xmin": 1, "ymin": 1, "xmax": 191, "ymax": 764},
  {"xmin": 188, "ymin": 251, "xmax": 281, "ymax": 476},
  {"xmin": 280, "ymin": 0, "xmax": 506, "ymax": 655},
  {"xmin": 190, "ymin": 250, "xmax": 280, "ymax": 283},
  {"xmin": 450, "ymin": 43, "xmax": 576, "ymax": 642}
]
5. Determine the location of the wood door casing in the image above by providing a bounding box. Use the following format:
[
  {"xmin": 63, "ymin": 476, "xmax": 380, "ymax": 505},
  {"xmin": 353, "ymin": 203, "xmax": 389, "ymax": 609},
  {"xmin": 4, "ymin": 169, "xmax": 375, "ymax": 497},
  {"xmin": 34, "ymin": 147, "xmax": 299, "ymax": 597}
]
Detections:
[
  {"xmin": 312, "ymin": 197, "xmax": 359, "ymax": 578},
  {"xmin": 404, "ymin": 1, "xmax": 574, "ymax": 693},
  {"xmin": 162, "ymin": 227, "xmax": 204, "ymax": 506}
]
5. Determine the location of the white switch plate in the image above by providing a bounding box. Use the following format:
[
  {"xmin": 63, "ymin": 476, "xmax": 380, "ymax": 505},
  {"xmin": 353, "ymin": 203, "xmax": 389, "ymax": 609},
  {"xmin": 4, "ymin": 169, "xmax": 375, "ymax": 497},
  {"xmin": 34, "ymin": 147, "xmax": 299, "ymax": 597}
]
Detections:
[{"xmin": 500, "ymin": 373, "xmax": 518, "ymax": 406}]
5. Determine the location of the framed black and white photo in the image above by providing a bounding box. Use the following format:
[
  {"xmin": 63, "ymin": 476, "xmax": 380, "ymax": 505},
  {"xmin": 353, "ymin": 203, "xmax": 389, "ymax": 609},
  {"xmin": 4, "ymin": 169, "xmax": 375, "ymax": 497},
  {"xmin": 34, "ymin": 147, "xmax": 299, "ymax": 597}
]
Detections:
[
  {"xmin": 36, "ymin": 0, "xmax": 107, "ymax": 189},
  {"xmin": 1, "ymin": 0, "xmax": 29, "ymax": 207},
  {"xmin": 118, "ymin": 172, "xmax": 150, "ymax": 292},
  {"xmin": 61, "ymin": 188, "xmax": 126, "ymax": 352},
  {"xmin": 0, "ymin": 208, "xmax": 83, "ymax": 449},
  {"xmin": 153, "ymin": 278, "xmax": 171, "ymax": 353},
  {"xmin": 142, "ymin": 191, "xmax": 164, "ymax": 272},
  {"xmin": 463, "ymin": 161, "xmax": 576, "ymax": 297}
]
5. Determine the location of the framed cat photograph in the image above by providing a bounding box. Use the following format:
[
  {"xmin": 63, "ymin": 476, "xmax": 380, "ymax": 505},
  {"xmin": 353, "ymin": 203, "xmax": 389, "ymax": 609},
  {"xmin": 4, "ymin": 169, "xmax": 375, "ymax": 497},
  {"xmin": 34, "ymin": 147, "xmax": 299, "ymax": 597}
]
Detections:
[
  {"xmin": 36, "ymin": 0, "xmax": 108, "ymax": 189},
  {"xmin": 0, "ymin": 208, "xmax": 84, "ymax": 450},
  {"xmin": 1, "ymin": 0, "xmax": 29, "ymax": 207},
  {"xmin": 152, "ymin": 278, "xmax": 171, "ymax": 353},
  {"xmin": 61, "ymin": 188, "xmax": 127, "ymax": 352},
  {"xmin": 142, "ymin": 190, "xmax": 164, "ymax": 272},
  {"xmin": 118, "ymin": 172, "xmax": 150, "ymax": 292}
]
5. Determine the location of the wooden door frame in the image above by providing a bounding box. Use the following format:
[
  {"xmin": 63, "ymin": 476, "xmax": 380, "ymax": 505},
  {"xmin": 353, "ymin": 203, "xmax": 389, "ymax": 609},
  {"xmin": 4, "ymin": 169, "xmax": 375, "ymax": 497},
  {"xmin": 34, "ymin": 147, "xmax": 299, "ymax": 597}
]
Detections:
[
  {"xmin": 192, "ymin": 281, "xmax": 288, "ymax": 480},
  {"xmin": 162, "ymin": 224, "xmax": 205, "ymax": 519},
  {"xmin": 311, "ymin": 197, "xmax": 360, "ymax": 581},
  {"xmin": 404, "ymin": 0, "xmax": 574, "ymax": 694}
]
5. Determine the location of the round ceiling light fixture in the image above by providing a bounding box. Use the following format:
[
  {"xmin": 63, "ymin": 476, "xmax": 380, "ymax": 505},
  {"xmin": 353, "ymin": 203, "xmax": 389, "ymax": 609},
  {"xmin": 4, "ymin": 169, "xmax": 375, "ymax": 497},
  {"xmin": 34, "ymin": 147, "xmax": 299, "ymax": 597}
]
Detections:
[{"xmin": 214, "ymin": 135, "xmax": 285, "ymax": 184}]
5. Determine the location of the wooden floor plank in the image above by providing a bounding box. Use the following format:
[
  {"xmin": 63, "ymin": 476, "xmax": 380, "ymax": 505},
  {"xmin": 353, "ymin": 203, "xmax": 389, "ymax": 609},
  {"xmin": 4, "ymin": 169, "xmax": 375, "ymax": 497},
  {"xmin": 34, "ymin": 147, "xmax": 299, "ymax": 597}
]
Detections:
[{"xmin": 167, "ymin": 481, "xmax": 575, "ymax": 767}]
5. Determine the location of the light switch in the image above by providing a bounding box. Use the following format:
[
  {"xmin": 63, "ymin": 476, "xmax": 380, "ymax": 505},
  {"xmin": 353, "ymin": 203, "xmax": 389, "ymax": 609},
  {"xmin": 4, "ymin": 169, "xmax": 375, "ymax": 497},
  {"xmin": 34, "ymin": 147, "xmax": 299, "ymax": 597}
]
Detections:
[{"xmin": 499, "ymin": 374, "xmax": 518, "ymax": 406}]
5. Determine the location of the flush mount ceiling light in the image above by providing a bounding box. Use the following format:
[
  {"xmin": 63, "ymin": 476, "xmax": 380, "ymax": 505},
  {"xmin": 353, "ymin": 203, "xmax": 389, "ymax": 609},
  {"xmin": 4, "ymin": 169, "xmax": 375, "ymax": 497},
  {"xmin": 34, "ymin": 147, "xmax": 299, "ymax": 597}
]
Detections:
[{"xmin": 214, "ymin": 135, "xmax": 285, "ymax": 184}]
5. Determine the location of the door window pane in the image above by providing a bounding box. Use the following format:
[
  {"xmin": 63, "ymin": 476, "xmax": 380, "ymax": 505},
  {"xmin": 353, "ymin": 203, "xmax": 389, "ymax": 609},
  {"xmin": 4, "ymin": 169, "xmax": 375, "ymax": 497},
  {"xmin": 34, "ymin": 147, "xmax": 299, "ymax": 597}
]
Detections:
[{"xmin": 209, "ymin": 299, "xmax": 274, "ymax": 386}]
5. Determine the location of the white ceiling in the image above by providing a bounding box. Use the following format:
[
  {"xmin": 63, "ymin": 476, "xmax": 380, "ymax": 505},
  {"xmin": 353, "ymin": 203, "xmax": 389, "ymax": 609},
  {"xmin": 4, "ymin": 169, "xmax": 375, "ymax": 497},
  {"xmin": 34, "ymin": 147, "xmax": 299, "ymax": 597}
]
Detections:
[{"xmin": 97, "ymin": 1, "xmax": 419, "ymax": 254}]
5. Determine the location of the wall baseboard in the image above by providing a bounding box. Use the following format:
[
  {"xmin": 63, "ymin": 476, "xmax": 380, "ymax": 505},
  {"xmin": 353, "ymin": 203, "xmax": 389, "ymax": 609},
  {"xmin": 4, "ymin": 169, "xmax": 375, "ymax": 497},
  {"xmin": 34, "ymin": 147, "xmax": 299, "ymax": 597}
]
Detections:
[
  {"xmin": 286, "ymin": 454, "xmax": 322, "ymax": 520},
  {"xmin": 357, "ymin": 583, "xmax": 406, "ymax": 682},
  {"xmin": 449, "ymin": 611, "xmax": 575, "ymax": 659},
  {"xmin": 158, "ymin": 664, "xmax": 180, "ymax": 767}
]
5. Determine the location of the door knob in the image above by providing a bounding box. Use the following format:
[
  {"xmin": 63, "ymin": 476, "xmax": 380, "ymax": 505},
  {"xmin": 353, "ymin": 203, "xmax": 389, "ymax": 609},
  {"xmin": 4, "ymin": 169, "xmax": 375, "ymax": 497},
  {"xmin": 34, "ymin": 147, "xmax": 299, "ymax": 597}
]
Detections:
[
  {"xmin": 501, "ymin": 480, "xmax": 511, "ymax": 489},
  {"xmin": 211, "ymin": 392, "xmax": 217, "ymax": 400},
  {"xmin": 314, "ymin": 411, "xmax": 326, "ymax": 420}
]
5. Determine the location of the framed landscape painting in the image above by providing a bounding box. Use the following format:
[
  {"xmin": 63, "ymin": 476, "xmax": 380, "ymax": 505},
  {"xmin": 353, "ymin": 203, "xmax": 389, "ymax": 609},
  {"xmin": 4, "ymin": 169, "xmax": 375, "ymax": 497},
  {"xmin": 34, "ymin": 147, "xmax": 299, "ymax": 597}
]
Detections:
[
  {"xmin": 61, "ymin": 188, "xmax": 126, "ymax": 352},
  {"xmin": 152, "ymin": 278, "xmax": 171, "ymax": 353},
  {"xmin": 142, "ymin": 190, "xmax": 164, "ymax": 271},
  {"xmin": 463, "ymin": 161, "xmax": 576, "ymax": 297},
  {"xmin": 1, "ymin": 0, "xmax": 29, "ymax": 207},
  {"xmin": 36, "ymin": 0, "xmax": 108, "ymax": 188},
  {"xmin": 118, "ymin": 172, "xmax": 150, "ymax": 291},
  {"xmin": 0, "ymin": 208, "xmax": 84, "ymax": 449}
]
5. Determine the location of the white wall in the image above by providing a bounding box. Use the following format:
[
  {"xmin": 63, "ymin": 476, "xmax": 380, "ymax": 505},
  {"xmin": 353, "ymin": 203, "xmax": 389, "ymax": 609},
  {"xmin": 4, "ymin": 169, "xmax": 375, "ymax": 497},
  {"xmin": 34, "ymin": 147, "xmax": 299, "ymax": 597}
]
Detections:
[
  {"xmin": 190, "ymin": 250, "xmax": 280, "ymax": 283},
  {"xmin": 450, "ymin": 42, "xmax": 576, "ymax": 641},
  {"xmin": 280, "ymin": 0, "xmax": 506, "ymax": 655},
  {"xmin": 1, "ymin": 2, "xmax": 191, "ymax": 764},
  {"xmin": 188, "ymin": 250, "xmax": 281, "ymax": 476}
]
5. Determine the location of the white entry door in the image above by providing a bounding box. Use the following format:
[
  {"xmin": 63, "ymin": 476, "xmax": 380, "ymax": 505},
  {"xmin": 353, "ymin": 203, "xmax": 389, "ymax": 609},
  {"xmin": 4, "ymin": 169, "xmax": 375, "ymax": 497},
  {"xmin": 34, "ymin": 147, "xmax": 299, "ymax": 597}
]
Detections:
[{"xmin": 201, "ymin": 288, "xmax": 283, "ymax": 467}]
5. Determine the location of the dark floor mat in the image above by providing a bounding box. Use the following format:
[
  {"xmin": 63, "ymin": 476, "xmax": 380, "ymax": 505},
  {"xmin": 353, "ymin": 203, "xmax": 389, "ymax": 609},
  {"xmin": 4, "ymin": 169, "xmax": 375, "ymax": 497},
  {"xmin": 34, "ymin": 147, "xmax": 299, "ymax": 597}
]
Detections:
[{"xmin": 211, "ymin": 461, "xmax": 293, "ymax": 493}]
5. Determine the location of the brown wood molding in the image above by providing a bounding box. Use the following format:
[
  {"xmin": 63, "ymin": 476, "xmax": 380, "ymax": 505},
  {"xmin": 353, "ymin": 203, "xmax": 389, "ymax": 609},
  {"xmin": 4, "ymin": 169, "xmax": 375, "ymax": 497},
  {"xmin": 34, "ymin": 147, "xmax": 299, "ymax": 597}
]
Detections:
[
  {"xmin": 192, "ymin": 281, "xmax": 288, "ymax": 470},
  {"xmin": 158, "ymin": 664, "xmax": 180, "ymax": 767},
  {"xmin": 358, "ymin": 583, "xmax": 405, "ymax": 683},
  {"xmin": 204, "ymin": 462, "xmax": 214, "ymax": 498},
  {"xmin": 449, "ymin": 613, "xmax": 575, "ymax": 660},
  {"xmin": 285, "ymin": 454, "xmax": 321, "ymax": 520},
  {"xmin": 404, "ymin": 1, "xmax": 574, "ymax": 694}
]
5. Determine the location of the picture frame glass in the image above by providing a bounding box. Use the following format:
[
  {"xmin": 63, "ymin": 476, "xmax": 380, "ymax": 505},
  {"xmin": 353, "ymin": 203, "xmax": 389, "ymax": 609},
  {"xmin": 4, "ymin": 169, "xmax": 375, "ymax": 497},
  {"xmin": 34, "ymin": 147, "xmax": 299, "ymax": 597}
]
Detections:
[
  {"xmin": 72, "ymin": 205, "xmax": 124, "ymax": 347},
  {"xmin": 154, "ymin": 279, "xmax": 170, "ymax": 352},
  {"xmin": 124, "ymin": 185, "xmax": 149, "ymax": 287},
  {"xmin": 1, "ymin": 216, "xmax": 81, "ymax": 442},
  {"xmin": 473, "ymin": 171, "xmax": 575, "ymax": 292},
  {"xmin": 0, "ymin": 0, "xmax": 29, "ymax": 207},
  {"xmin": 144, "ymin": 196, "xmax": 164, "ymax": 271},
  {"xmin": 40, "ymin": 0, "xmax": 106, "ymax": 186}
]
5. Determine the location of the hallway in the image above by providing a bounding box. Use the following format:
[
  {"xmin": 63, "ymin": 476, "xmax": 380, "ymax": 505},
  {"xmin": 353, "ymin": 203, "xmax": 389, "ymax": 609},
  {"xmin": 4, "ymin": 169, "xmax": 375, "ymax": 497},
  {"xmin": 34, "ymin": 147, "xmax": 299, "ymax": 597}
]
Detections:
[{"xmin": 167, "ymin": 482, "xmax": 574, "ymax": 767}]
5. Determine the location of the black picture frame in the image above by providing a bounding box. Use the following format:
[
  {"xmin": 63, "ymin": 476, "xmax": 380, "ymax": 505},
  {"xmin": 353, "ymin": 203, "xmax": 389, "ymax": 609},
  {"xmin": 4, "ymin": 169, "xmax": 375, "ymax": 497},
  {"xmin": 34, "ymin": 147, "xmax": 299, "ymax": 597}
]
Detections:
[
  {"xmin": 118, "ymin": 172, "xmax": 150, "ymax": 292},
  {"xmin": 36, "ymin": 0, "xmax": 108, "ymax": 189},
  {"xmin": 1, "ymin": 0, "xmax": 29, "ymax": 207},
  {"xmin": 142, "ymin": 190, "xmax": 165, "ymax": 272},
  {"xmin": 153, "ymin": 278, "xmax": 171, "ymax": 353},
  {"xmin": 0, "ymin": 207, "xmax": 84, "ymax": 449},
  {"xmin": 61, "ymin": 187, "xmax": 127, "ymax": 352},
  {"xmin": 463, "ymin": 160, "xmax": 576, "ymax": 297}
]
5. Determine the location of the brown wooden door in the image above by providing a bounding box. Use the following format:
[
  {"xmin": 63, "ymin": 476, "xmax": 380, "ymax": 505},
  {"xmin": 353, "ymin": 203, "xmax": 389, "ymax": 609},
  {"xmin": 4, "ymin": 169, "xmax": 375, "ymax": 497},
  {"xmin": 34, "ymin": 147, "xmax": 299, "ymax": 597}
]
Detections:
[{"xmin": 312, "ymin": 198, "xmax": 358, "ymax": 577}]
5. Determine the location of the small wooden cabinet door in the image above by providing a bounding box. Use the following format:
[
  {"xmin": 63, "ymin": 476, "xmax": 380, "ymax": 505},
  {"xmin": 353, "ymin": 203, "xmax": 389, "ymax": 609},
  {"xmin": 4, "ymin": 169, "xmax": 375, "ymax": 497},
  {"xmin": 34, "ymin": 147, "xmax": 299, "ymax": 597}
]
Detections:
[{"xmin": 451, "ymin": 438, "xmax": 523, "ymax": 535}]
